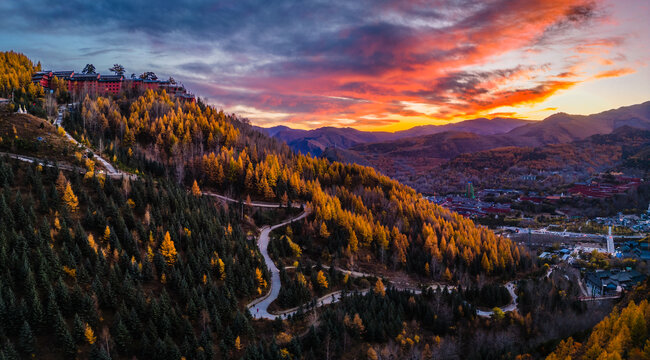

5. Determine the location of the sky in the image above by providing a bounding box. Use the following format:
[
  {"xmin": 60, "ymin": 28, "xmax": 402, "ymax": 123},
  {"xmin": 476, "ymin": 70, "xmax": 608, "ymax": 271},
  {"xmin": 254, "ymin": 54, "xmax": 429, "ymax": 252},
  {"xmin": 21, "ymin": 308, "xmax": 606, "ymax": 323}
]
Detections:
[{"xmin": 1, "ymin": 0, "xmax": 648, "ymax": 131}]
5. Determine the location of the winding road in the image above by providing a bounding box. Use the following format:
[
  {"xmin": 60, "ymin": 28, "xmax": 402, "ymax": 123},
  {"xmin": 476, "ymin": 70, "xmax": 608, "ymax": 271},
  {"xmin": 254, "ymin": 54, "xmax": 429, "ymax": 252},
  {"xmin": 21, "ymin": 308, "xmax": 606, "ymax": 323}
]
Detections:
[
  {"xmin": 248, "ymin": 210, "xmax": 311, "ymax": 319},
  {"xmin": 202, "ymin": 191, "xmax": 301, "ymax": 209}
]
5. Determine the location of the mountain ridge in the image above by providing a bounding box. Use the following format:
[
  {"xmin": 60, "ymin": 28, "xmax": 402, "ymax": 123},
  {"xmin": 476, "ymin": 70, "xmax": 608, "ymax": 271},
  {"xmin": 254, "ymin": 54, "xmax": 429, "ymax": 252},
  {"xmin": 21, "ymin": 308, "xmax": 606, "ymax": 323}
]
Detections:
[{"xmin": 256, "ymin": 117, "xmax": 532, "ymax": 155}]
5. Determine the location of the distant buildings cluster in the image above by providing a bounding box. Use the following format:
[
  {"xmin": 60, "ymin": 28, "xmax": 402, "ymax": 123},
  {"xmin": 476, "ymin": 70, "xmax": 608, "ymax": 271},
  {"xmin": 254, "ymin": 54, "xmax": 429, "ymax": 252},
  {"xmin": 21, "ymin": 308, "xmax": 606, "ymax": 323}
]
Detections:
[
  {"xmin": 593, "ymin": 207, "xmax": 650, "ymax": 233},
  {"xmin": 585, "ymin": 269, "xmax": 646, "ymax": 296},
  {"xmin": 568, "ymin": 176, "xmax": 642, "ymax": 198},
  {"xmin": 31, "ymin": 70, "xmax": 196, "ymax": 102},
  {"xmin": 617, "ymin": 240, "xmax": 650, "ymax": 261},
  {"xmin": 427, "ymin": 195, "xmax": 511, "ymax": 217}
]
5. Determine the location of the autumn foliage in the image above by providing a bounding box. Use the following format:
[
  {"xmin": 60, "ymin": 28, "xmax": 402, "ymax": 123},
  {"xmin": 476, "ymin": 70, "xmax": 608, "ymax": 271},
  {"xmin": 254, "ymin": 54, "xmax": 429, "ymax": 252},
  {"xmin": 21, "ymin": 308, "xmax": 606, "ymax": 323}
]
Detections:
[
  {"xmin": 546, "ymin": 297, "xmax": 650, "ymax": 360},
  {"xmin": 75, "ymin": 90, "xmax": 530, "ymax": 281},
  {"xmin": 160, "ymin": 231, "xmax": 177, "ymax": 265}
]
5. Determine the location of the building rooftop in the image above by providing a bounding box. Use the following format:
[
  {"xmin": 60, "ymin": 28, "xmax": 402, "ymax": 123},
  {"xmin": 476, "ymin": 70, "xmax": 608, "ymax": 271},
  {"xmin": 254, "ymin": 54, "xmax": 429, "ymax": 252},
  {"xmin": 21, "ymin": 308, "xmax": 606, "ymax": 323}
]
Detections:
[
  {"xmin": 70, "ymin": 73, "xmax": 100, "ymax": 81},
  {"xmin": 98, "ymin": 75, "xmax": 124, "ymax": 82}
]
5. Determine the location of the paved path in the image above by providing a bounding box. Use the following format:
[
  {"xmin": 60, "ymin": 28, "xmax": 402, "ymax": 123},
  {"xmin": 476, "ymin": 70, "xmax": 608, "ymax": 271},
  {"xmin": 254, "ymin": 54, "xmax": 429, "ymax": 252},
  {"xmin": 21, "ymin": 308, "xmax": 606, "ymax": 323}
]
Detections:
[
  {"xmin": 0, "ymin": 152, "xmax": 83, "ymax": 173},
  {"xmin": 248, "ymin": 210, "xmax": 311, "ymax": 319},
  {"xmin": 202, "ymin": 191, "xmax": 300, "ymax": 209},
  {"xmin": 55, "ymin": 106, "xmax": 126, "ymax": 178}
]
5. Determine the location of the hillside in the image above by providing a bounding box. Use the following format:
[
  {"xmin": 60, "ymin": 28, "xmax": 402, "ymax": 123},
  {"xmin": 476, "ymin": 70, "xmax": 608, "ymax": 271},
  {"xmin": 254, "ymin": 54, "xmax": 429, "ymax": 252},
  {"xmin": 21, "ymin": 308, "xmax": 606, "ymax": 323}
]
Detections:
[
  {"xmin": 431, "ymin": 126, "xmax": 650, "ymax": 192},
  {"xmin": 545, "ymin": 282, "xmax": 650, "ymax": 360},
  {"xmin": 258, "ymin": 117, "xmax": 531, "ymax": 156},
  {"xmin": 0, "ymin": 51, "xmax": 541, "ymax": 359},
  {"xmin": 398, "ymin": 117, "xmax": 532, "ymax": 138},
  {"xmin": 5, "ymin": 51, "xmax": 647, "ymax": 360},
  {"xmin": 72, "ymin": 91, "xmax": 529, "ymax": 282},
  {"xmin": 509, "ymin": 101, "xmax": 650, "ymax": 144},
  {"xmin": 325, "ymin": 102, "xmax": 650, "ymax": 193}
]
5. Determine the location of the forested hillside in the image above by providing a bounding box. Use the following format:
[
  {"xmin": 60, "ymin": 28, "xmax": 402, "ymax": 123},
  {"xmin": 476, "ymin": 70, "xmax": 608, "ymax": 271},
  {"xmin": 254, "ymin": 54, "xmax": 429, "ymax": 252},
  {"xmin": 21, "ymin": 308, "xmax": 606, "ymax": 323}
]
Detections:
[
  {"xmin": 0, "ymin": 158, "xmax": 264, "ymax": 359},
  {"xmin": 0, "ymin": 51, "xmax": 44, "ymax": 115},
  {"xmin": 546, "ymin": 282, "xmax": 650, "ymax": 360},
  {"xmin": 10, "ymin": 51, "xmax": 639, "ymax": 359},
  {"xmin": 73, "ymin": 91, "xmax": 531, "ymax": 282}
]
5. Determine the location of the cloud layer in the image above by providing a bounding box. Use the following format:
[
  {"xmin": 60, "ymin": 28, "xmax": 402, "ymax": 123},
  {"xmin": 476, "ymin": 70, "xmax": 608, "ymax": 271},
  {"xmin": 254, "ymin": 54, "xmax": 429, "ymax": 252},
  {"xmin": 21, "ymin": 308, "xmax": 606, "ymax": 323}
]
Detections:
[{"xmin": 1, "ymin": 0, "xmax": 647, "ymax": 129}]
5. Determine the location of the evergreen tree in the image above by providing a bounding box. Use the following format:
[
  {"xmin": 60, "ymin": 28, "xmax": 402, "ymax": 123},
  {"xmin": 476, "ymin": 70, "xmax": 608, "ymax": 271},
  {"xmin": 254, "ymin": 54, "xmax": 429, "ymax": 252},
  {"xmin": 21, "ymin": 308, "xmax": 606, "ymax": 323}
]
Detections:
[{"xmin": 18, "ymin": 320, "xmax": 35, "ymax": 354}]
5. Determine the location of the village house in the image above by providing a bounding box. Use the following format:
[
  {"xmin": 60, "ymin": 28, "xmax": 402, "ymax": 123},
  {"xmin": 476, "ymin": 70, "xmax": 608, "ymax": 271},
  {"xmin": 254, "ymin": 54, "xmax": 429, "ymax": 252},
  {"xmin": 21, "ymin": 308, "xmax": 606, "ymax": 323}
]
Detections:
[{"xmin": 585, "ymin": 269, "xmax": 645, "ymax": 296}]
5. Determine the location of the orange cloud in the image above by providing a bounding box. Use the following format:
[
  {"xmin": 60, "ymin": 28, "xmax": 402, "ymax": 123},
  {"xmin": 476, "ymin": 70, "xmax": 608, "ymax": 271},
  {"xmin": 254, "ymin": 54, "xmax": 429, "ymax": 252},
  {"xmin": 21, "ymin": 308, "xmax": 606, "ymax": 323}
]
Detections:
[
  {"xmin": 594, "ymin": 67, "xmax": 635, "ymax": 79},
  {"xmin": 195, "ymin": 0, "xmax": 635, "ymax": 130}
]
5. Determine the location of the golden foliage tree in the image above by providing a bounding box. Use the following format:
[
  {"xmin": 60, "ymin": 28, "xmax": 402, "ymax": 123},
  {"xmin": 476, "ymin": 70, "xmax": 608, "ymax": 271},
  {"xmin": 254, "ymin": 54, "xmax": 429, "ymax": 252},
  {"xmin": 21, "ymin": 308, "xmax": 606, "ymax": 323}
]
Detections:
[
  {"xmin": 319, "ymin": 222, "xmax": 330, "ymax": 239},
  {"xmin": 316, "ymin": 270, "xmax": 328, "ymax": 289},
  {"xmin": 84, "ymin": 323, "xmax": 96, "ymax": 344},
  {"xmin": 62, "ymin": 182, "xmax": 79, "ymax": 212},
  {"xmin": 255, "ymin": 268, "xmax": 267, "ymax": 288},
  {"xmin": 103, "ymin": 226, "xmax": 111, "ymax": 243},
  {"xmin": 546, "ymin": 298, "xmax": 650, "ymax": 360},
  {"xmin": 367, "ymin": 347, "xmax": 378, "ymax": 360},
  {"xmin": 191, "ymin": 179, "xmax": 201, "ymax": 197},
  {"xmin": 374, "ymin": 278, "xmax": 385, "ymax": 297},
  {"xmin": 160, "ymin": 231, "xmax": 177, "ymax": 265}
]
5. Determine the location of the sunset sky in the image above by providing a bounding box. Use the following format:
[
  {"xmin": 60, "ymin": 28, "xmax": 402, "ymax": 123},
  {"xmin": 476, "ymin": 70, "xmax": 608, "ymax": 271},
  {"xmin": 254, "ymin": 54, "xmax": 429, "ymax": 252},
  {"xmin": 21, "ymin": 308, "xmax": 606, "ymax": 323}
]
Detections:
[{"xmin": 1, "ymin": 0, "xmax": 648, "ymax": 131}]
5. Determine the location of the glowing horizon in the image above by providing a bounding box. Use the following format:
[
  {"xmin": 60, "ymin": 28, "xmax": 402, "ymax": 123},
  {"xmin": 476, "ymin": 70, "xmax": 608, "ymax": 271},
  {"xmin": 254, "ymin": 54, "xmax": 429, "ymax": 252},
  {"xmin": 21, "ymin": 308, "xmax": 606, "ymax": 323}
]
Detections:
[{"xmin": 1, "ymin": 0, "xmax": 648, "ymax": 131}]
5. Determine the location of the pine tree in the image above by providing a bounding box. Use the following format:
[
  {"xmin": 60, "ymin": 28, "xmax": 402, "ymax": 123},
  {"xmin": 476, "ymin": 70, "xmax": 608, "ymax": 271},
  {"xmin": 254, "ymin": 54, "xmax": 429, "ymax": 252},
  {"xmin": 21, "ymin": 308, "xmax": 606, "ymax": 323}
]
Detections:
[
  {"xmin": 55, "ymin": 171, "xmax": 67, "ymax": 194},
  {"xmin": 18, "ymin": 320, "xmax": 35, "ymax": 354},
  {"xmin": 73, "ymin": 314, "xmax": 85, "ymax": 344}
]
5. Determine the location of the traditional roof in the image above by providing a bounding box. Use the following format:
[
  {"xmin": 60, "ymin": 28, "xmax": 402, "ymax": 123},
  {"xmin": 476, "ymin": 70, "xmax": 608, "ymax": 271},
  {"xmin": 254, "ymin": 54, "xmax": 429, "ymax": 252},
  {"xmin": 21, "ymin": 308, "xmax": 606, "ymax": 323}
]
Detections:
[
  {"xmin": 98, "ymin": 75, "xmax": 124, "ymax": 82},
  {"xmin": 70, "ymin": 73, "xmax": 100, "ymax": 81},
  {"xmin": 52, "ymin": 71, "xmax": 74, "ymax": 79}
]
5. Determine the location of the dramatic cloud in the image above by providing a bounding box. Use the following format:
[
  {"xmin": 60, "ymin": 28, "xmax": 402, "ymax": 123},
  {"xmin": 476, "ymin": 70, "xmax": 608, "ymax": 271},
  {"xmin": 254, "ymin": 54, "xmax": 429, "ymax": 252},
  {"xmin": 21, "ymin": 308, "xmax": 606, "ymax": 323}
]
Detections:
[{"xmin": 1, "ymin": 0, "xmax": 647, "ymax": 129}]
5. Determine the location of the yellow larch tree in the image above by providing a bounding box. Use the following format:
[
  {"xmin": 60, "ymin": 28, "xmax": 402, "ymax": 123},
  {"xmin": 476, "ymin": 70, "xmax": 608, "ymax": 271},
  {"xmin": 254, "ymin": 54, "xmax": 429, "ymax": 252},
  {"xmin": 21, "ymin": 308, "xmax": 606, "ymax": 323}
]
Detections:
[
  {"xmin": 103, "ymin": 226, "xmax": 111, "ymax": 243},
  {"xmin": 191, "ymin": 180, "xmax": 201, "ymax": 197},
  {"xmin": 374, "ymin": 278, "xmax": 385, "ymax": 297},
  {"xmin": 316, "ymin": 270, "xmax": 328, "ymax": 289},
  {"xmin": 62, "ymin": 182, "xmax": 79, "ymax": 212},
  {"xmin": 319, "ymin": 222, "xmax": 330, "ymax": 239},
  {"xmin": 160, "ymin": 231, "xmax": 177, "ymax": 265},
  {"xmin": 84, "ymin": 323, "xmax": 96, "ymax": 344},
  {"xmin": 255, "ymin": 268, "xmax": 267, "ymax": 289},
  {"xmin": 87, "ymin": 234, "xmax": 97, "ymax": 252}
]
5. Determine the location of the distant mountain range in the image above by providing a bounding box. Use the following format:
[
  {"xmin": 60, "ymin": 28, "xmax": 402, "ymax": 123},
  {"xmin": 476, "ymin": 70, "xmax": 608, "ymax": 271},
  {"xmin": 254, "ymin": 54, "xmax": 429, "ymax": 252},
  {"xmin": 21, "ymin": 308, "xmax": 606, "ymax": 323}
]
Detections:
[
  {"xmin": 260, "ymin": 102, "xmax": 650, "ymax": 159},
  {"xmin": 327, "ymin": 101, "xmax": 650, "ymax": 162},
  {"xmin": 255, "ymin": 117, "xmax": 532, "ymax": 156},
  {"xmin": 257, "ymin": 101, "xmax": 650, "ymax": 193}
]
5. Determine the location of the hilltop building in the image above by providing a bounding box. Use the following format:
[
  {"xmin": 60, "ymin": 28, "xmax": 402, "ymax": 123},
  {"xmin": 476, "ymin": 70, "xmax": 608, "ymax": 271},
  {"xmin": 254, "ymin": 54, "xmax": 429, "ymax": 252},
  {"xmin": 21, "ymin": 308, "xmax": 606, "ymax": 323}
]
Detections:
[{"xmin": 31, "ymin": 70, "xmax": 195, "ymax": 102}]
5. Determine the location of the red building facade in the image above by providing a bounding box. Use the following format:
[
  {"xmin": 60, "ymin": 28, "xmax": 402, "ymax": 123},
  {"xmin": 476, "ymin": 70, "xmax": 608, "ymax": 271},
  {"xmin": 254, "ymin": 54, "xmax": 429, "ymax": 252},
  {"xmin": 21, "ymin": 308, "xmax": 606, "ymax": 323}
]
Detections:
[{"xmin": 32, "ymin": 70, "xmax": 196, "ymax": 102}]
